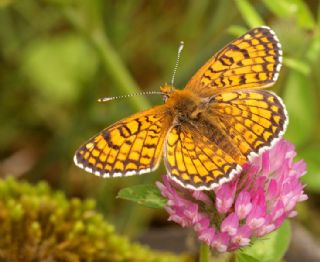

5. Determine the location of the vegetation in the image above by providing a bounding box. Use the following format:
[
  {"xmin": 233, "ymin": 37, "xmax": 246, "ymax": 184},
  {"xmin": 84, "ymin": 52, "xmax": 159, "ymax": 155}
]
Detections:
[
  {"xmin": 0, "ymin": 177, "xmax": 191, "ymax": 261},
  {"xmin": 1, "ymin": 0, "xmax": 320, "ymax": 260}
]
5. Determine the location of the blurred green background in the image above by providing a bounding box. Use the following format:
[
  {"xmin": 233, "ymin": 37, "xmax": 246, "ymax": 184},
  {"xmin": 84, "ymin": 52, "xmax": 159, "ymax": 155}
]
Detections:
[{"xmin": 0, "ymin": 0, "xmax": 320, "ymax": 255}]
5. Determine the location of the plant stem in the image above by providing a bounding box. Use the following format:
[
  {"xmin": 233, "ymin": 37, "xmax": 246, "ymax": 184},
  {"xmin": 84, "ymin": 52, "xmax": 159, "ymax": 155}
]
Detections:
[
  {"xmin": 89, "ymin": 28, "xmax": 150, "ymax": 111},
  {"xmin": 199, "ymin": 242, "xmax": 210, "ymax": 262}
]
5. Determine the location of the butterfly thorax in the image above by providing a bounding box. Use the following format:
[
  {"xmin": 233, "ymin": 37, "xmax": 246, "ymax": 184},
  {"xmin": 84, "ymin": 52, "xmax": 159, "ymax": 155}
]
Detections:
[{"xmin": 164, "ymin": 88, "xmax": 207, "ymax": 122}]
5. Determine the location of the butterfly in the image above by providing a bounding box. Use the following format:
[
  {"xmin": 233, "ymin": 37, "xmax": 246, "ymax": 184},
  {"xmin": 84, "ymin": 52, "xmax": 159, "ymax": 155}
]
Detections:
[{"xmin": 74, "ymin": 26, "xmax": 288, "ymax": 190}]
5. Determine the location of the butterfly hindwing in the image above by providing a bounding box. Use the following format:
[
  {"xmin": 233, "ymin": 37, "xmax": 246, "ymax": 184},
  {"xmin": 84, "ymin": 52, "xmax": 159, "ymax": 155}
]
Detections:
[
  {"xmin": 74, "ymin": 106, "xmax": 172, "ymax": 177},
  {"xmin": 185, "ymin": 26, "xmax": 282, "ymax": 96},
  {"xmin": 164, "ymin": 124, "xmax": 242, "ymax": 190}
]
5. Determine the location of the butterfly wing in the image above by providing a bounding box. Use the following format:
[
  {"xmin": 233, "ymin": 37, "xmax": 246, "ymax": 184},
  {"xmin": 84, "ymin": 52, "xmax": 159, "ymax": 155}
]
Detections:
[
  {"xmin": 209, "ymin": 90, "xmax": 288, "ymax": 160},
  {"xmin": 74, "ymin": 105, "xmax": 172, "ymax": 177},
  {"xmin": 164, "ymin": 124, "xmax": 242, "ymax": 190},
  {"xmin": 185, "ymin": 26, "xmax": 282, "ymax": 96}
]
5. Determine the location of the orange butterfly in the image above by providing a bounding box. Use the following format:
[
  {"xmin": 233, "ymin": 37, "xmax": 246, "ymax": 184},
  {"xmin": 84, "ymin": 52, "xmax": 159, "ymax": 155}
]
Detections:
[{"xmin": 74, "ymin": 26, "xmax": 288, "ymax": 190}]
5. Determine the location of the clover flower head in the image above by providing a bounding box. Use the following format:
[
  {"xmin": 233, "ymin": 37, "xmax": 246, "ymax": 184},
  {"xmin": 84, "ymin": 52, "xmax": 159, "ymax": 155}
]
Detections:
[{"xmin": 156, "ymin": 139, "xmax": 307, "ymax": 252}]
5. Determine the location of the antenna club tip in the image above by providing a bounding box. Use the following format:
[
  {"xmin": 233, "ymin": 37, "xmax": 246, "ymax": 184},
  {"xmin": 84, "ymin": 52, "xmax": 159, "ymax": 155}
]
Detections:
[
  {"xmin": 97, "ymin": 97, "xmax": 112, "ymax": 102},
  {"xmin": 178, "ymin": 41, "xmax": 184, "ymax": 52}
]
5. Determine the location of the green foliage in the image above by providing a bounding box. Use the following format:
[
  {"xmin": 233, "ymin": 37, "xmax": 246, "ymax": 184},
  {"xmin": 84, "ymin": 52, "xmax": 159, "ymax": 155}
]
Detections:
[
  {"xmin": 300, "ymin": 145, "xmax": 320, "ymax": 192},
  {"xmin": 262, "ymin": 0, "xmax": 315, "ymax": 29},
  {"xmin": 117, "ymin": 184, "xmax": 166, "ymax": 209},
  {"xmin": 235, "ymin": 0, "xmax": 265, "ymax": 27},
  {"xmin": 283, "ymin": 72, "xmax": 317, "ymax": 146},
  {"xmin": 236, "ymin": 221, "xmax": 291, "ymax": 262},
  {"xmin": 236, "ymin": 253, "xmax": 260, "ymax": 262},
  {"xmin": 22, "ymin": 34, "xmax": 98, "ymax": 104},
  {"xmin": 1, "ymin": 0, "xmax": 320, "ymax": 254},
  {"xmin": 0, "ymin": 177, "xmax": 191, "ymax": 261}
]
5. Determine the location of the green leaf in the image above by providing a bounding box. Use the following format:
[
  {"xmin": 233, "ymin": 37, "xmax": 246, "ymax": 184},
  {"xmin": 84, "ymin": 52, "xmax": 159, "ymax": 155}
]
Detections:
[
  {"xmin": 227, "ymin": 25, "xmax": 248, "ymax": 37},
  {"xmin": 283, "ymin": 57, "xmax": 310, "ymax": 76},
  {"xmin": 294, "ymin": 0, "xmax": 315, "ymax": 30},
  {"xmin": 235, "ymin": 0, "xmax": 265, "ymax": 28},
  {"xmin": 117, "ymin": 184, "xmax": 167, "ymax": 209},
  {"xmin": 262, "ymin": 0, "xmax": 296, "ymax": 18},
  {"xmin": 236, "ymin": 221, "xmax": 291, "ymax": 262},
  {"xmin": 283, "ymin": 72, "xmax": 317, "ymax": 146},
  {"xmin": 236, "ymin": 253, "xmax": 260, "ymax": 262},
  {"xmin": 262, "ymin": 0, "xmax": 315, "ymax": 29},
  {"xmin": 300, "ymin": 145, "xmax": 320, "ymax": 192},
  {"xmin": 306, "ymin": 32, "xmax": 320, "ymax": 64}
]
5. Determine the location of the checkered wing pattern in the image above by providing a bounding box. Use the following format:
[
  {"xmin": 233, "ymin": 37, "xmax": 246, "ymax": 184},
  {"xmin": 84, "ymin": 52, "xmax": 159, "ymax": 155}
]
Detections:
[
  {"xmin": 74, "ymin": 106, "xmax": 172, "ymax": 177},
  {"xmin": 164, "ymin": 124, "xmax": 242, "ymax": 190},
  {"xmin": 185, "ymin": 26, "xmax": 282, "ymax": 96},
  {"xmin": 209, "ymin": 90, "xmax": 288, "ymax": 160}
]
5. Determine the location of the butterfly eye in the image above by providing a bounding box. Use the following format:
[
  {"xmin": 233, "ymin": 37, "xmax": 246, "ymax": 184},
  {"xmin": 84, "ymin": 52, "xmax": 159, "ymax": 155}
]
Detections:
[
  {"xmin": 162, "ymin": 94, "xmax": 168, "ymax": 102},
  {"xmin": 160, "ymin": 84, "xmax": 174, "ymax": 102}
]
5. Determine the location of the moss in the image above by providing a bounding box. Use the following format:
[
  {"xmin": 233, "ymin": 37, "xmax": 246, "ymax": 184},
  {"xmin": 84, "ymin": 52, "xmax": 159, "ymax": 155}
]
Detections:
[{"xmin": 0, "ymin": 177, "xmax": 191, "ymax": 262}]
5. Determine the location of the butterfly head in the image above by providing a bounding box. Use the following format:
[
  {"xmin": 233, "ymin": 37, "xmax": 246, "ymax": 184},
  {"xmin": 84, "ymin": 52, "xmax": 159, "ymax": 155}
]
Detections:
[{"xmin": 160, "ymin": 84, "xmax": 175, "ymax": 102}]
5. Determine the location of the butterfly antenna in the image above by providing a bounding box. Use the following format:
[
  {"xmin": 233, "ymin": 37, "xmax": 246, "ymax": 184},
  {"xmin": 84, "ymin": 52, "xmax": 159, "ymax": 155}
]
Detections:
[
  {"xmin": 97, "ymin": 91, "xmax": 162, "ymax": 102},
  {"xmin": 171, "ymin": 41, "xmax": 184, "ymax": 86}
]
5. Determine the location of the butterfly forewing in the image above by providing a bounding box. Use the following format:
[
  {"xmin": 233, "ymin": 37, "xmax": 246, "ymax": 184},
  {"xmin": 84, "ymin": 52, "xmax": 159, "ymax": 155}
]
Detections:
[
  {"xmin": 185, "ymin": 26, "xmax": 282, "ymax": 96},
  {"xmin": 74, "ymin": 106, "xmax": 172, "ymax": 177},
  {"xmin": 164, "ymin": 124, "xmax": 242, "ymax": 190}
]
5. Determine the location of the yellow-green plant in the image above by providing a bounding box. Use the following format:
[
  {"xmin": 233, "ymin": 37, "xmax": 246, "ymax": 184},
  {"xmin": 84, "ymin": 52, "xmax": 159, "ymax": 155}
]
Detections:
[{"xmin": 0, "ymin": 177, "xmax": 191, "ymax": 262}]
